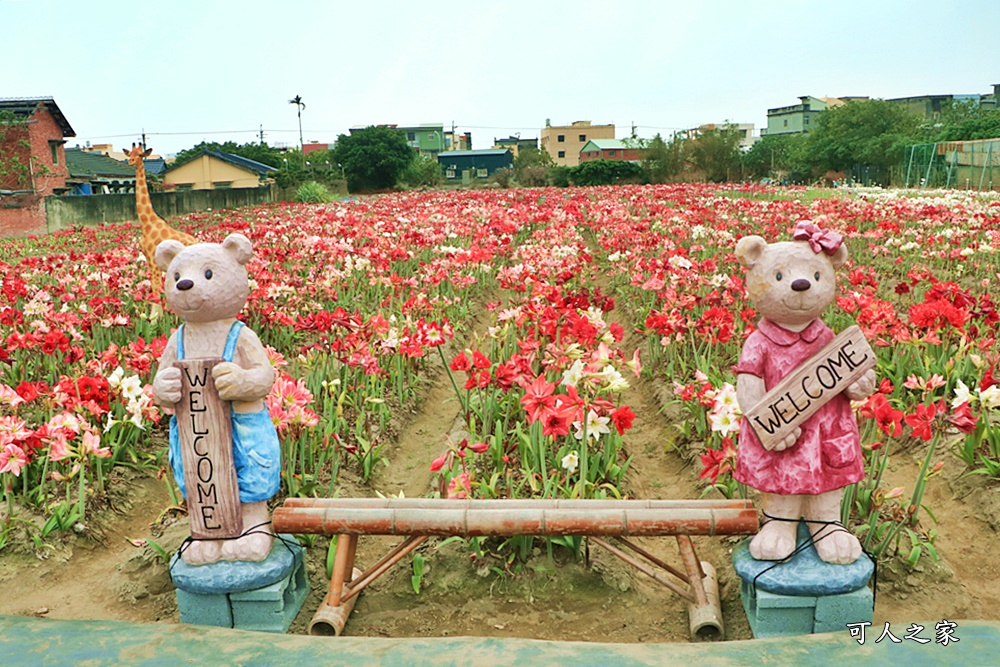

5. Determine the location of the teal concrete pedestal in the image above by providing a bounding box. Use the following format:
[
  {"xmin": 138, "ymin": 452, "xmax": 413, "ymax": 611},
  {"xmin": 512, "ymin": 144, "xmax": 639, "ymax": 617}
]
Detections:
[
  {"xmin": 733, "ymin": 522, "xmax": 874, "ymax": 638},
  {"xmin": 170, "ymin": 534, "xmax": 308, "ymax": 633}
]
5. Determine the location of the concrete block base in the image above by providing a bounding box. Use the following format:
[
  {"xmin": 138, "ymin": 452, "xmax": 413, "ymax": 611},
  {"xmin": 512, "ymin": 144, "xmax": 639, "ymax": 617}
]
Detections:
[
  {"xmin": 173, "ymin": 536, "xmax": 309, "ymax": 633},
  {"xmin": 741, "ymin": 578, "xmax": 873, "ymax": 638}
]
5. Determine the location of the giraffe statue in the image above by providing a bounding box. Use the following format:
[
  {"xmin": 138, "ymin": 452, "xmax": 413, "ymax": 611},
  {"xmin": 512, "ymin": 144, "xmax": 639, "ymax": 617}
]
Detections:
[{"xmin": 124, "ymin": 144, "xmax": 197, "ymax": 305}]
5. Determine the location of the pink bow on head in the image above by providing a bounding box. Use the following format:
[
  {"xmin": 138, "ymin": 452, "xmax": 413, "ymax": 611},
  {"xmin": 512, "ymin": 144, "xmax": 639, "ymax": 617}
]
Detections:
[{"xmin": 793, "ymin": 221, "xmax": 843, "ymax": 256}]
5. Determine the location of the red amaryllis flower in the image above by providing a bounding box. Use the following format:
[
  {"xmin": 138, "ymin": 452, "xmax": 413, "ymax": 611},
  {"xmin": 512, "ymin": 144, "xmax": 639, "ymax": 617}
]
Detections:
[
  {"xmin": 520, "ymin": 375, "xmax": 556, "ymax": 424},
  {"xmin": 981, "ymin": 365, "xmax": 997, "ymax": 392},
  {"xmin": 904, "ymin": 403, "xmax": 937, "ymax": 441},
  {"xmin": 541, "ymin": 410, "xmax": 572, "ymax": 438},
  {"xmin": 449, "ymin": 353, "xmax": 471, "ymax": 372},
  {"xmin": 430, "ymin": 453, "xmax": 449, "ymax": 472},
  {"xmin": 869, "ymin": 394, "xmax": 903, "ymax": 437},
  {"xmin": 472, "ymin": 350, "xmax": 491, "ymax": 369},
  {"xmin": 610, "ymin": 405, "xmax": 637, "ymax": 435},
  {"xmin": 699, "ymin": 437, "xmax": 737, "ymax": 485},
  {"xmin": 947, "ymin": 402, "xmax": 978, "ymax": 434}
]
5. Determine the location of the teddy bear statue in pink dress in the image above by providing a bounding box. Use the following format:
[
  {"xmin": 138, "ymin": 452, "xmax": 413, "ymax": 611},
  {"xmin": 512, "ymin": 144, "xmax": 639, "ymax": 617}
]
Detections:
[{"xmin": 733, "ymin": 222, "xmax": 876, "ymax": 565}]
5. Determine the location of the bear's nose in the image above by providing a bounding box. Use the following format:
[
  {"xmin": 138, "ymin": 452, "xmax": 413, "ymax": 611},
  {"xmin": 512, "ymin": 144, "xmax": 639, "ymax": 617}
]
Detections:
[
  {"xmin": 176, "ymin": 279, "xmax": 194, "ymax": 291},
  {"xmin": 791, "ymin": 278, "xmax": 811, "ymax": 292}
]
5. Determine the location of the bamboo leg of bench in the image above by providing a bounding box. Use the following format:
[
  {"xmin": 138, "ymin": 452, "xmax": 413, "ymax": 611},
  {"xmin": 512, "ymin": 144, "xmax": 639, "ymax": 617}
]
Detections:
[
  {"xmin": 591, "ymin": 536, "xmax": 696, "ymax": 603},
  {"xmin": 328, "ymin": 534, "xmax": 357, "ymax": 607},
  {"xmin": 677, "ymin": 535, "xmax": 724, "ymax": 641},
  {"xmin": 341, "ymin": 535, "xmax": 427, "ymax": 604},
  {"xmin": 613, "ymin": 536, "xmax": 691, "ymax": 584},
  {"xmin": 309, "ymin": 534, "xmax": 362, "ymax": 637}
]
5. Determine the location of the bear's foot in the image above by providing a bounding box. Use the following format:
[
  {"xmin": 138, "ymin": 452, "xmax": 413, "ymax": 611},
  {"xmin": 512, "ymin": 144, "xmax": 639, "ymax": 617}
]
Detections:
[
  {"xmin": 749, "ymin": 519, "xmax": 797, "ymax": 561},
  {"xmin": 808, "ymin": 522, "xmax": 862, "ymax": 564},
  {"xmin": 181, "ymin": 538, "xmax": 223, "ymax": 565},
  {"xmin": 220, "ymin": 529, "xmax": 274, "ymax": 562}
]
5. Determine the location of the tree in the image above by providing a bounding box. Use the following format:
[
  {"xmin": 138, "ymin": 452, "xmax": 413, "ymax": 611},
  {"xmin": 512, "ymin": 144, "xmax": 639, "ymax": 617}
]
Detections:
[
  {"xmin": 401, "ymin": 154, "xmax": 443, "ymax": 188},
  {"xmin": 513, "ymin": 147, "xmax": 553, "ymax": 187},
  {"xmin": 934, "ymin": 100, "xmax": 1000, "ymax": 142},
  {"xmin": 805, "ymin": 99, "xmax": 925, "ymax": 173},
  {"xmin": 568, "ymin": 159, "xmax": 643, "ymax": 186},
  {"xmin": 332, "ymin": 126, "xmax": 414, "ymax": 193},
  {"xmin": 641, "ymin": 133, "xmax": 687, "ymax": 184},
  {"xmin": 688, "ymin": 125, "xmax": 742, "ymax": 183},
  {"xmin": 741, "ymin": 133, "xmax": 809, "ymax": 181},
  {"xmin": 173, "ymin": 141, "xmax": 284, "ymax": 169}
]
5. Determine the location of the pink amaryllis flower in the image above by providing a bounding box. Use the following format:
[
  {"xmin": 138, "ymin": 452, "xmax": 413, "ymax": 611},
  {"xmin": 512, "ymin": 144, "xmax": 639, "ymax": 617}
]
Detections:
[
  {"xmin": 520, "ymin": 375, "xmax": 556, "ymax": 424},
  {"xmin": 447, "ymin": 472, "xmax": 471, "ymax": 499},
  {"xmin": 81, "ymin": 429, "xmax": 111, "ymax": 459},
  {"xmin": 0, "ymin": 443, "xmax": 28, "ymax": 476}
]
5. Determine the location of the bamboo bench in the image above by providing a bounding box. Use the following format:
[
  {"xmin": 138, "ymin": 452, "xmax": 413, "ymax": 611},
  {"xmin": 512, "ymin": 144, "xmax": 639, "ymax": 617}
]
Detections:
[{"xmin": 272, "ymin": 497, "xmax": 759, "ymax": 641}]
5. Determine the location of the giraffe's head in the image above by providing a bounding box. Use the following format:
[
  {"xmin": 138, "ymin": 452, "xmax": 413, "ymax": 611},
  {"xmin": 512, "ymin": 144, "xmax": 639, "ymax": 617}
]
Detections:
[{"xmin": 124, "ymin": 143, "xmax": 153, "ymax": 166}]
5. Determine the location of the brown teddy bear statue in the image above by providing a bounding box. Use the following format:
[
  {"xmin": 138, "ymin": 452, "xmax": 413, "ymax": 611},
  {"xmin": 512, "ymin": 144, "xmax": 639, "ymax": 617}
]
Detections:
[
  {"xmin": 152, "ymin": 234, "xmax": 280, "ymax": 565},
  {"xmin": 734, "ymin": 222, "xmax": 876, "ymax": 565}
]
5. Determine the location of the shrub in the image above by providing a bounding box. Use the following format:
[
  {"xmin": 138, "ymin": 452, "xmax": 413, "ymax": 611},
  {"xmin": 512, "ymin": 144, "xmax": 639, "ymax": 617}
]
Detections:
[{"xmin": 294, "ymin": 181, "xmax": 335, "ymax": 203}]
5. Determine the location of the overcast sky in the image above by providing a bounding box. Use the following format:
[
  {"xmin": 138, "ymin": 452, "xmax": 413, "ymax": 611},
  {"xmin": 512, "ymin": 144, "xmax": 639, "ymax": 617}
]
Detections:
[{"xmin": 2, "ymin": 0, "xmax": 998, "ymax": 156}]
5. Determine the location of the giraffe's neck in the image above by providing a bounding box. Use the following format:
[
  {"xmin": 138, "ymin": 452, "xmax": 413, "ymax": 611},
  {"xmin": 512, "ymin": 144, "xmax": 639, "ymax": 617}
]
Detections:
[{"xmin": 134, "ymin": 162, "xmax": 159, "ymax": 234}]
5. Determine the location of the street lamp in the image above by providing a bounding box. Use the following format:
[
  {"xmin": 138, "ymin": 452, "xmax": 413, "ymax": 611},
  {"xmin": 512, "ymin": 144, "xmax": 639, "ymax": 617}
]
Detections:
[{"xmin": 289, "ymin": 95, "xmax": 305, "ymax": 150}]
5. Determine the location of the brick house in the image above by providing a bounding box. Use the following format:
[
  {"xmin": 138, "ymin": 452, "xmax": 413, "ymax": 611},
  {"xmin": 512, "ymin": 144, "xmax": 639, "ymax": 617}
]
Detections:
[
  {"xmin": 579, "ymin": 139, "xmax": 647, "ymax": 163},
  {"xmin": 0, "ymin": 97, "xmax": 75, "ymax": 236}
]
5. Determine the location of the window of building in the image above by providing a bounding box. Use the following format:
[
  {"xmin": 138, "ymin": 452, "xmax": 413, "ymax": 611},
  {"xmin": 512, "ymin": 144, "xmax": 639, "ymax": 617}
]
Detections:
[
  {"xmin": 804, "ymin": 117, "xmax": 810, "ymax": 125},
  {"xmin": 558, "ymin": 150, "xmax": 565, "ymax": 158},
  {"xmin": 476, "ymin": 168, "xmax": 488, "ymax": 178},
  {"xmin": 557, "ymin": 134, "xmax": 565, "ymax": 142},
  {"xmin": 609, "ymin": 150, "xmax": 616, "ymax": 157},
  {"xmin": 175, "ymin": 184, "xmax": 194, "ymax": 191},
  {"xmin": 446, "ymin": 169, "xmax": 456, "ymax": 179},
  {"xmin": 49, "ymin": 141, "xmax": 60, "ymax": 165},
  {"xmin": 214, "ymin": 181, "xmax": 232, "ymax": 189},
  {"xmin": 784, "ymin": 119, "xmax": 788, "ymax": 127},
  {"xmin": 407, "ymin": 132, "xmax": 415, "ymax": 141},
  {"xmin": 579, "ymin": 134, "xmax": 586, "ymax": 142}
]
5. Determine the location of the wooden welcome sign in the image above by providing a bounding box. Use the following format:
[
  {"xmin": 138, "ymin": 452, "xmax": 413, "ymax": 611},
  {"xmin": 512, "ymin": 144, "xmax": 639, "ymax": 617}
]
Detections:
[
  {"xmin": 174, "ymin": 358, "xmax": 243, "ymax": 538},
  {"xmin": 745, "ymin": 326, "xmax": 877, "ymax": 449}
]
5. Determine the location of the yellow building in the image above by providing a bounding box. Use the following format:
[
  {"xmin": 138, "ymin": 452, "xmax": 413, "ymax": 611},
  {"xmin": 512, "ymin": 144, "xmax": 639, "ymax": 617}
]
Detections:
[
  {"xmin": 163, "ymin": 149, "xmax": 276, "ymax": 190},
  {"xmin": 540, "ymin": 120, "xmax": 615, "ymax": 167}
]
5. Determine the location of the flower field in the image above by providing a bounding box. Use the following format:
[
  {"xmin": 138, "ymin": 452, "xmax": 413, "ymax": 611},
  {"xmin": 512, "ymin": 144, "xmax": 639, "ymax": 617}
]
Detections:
[{"xmin": 1, "ymin": 184, "xmax": 999, "ymax": 638}]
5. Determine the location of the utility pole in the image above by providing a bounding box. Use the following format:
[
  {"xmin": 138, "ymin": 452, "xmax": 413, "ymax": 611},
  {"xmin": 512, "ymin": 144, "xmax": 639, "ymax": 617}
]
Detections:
[
  {"xmin": 631, "ymin": 121, "xmax": 636, "ymax": 139},
  {"xmin": 259, "ymin": 124, "xmax": 265, "ymax": 144},
  {"xmin": 141, "ymin": 129, "xmax": 147, "ymax": 148},
  {"xmin": 289, "ymin": 95, "xmax": 305, "ymax": 149}
]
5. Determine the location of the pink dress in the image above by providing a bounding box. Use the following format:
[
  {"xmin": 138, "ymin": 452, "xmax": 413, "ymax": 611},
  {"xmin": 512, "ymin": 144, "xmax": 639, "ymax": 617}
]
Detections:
[{"xmin": 733, "ymin": 318, "xmax": 865, "ymax": 495}]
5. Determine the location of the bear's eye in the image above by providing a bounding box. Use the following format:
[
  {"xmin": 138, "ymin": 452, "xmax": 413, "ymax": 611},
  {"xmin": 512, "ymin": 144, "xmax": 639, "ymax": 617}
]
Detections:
[
  {"xmin": 204, "ymin": 269, "xmax": 213, "ymax": 280},
  {"xmin": 814, "ymin": 271, "xmax": 821, "ymax": 281},
  {"xmin": 174, "ymin": 272, "xmax": 180, "ymax": 281},
  {"xmin": 775, "ymin": 272, "xmax": 783, "ymax": 281}
]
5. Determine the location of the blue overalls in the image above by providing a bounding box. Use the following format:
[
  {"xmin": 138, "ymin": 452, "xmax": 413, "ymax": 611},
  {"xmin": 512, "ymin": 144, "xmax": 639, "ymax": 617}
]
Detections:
[{"xmin": 168, "ymin": 321, "xmax": 281, "ymax": 503}]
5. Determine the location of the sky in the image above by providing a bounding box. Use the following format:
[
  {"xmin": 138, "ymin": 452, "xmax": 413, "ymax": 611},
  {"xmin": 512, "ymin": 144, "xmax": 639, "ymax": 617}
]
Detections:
[{"xmin": 2, "ymin": 0, "xmax": 998, "ymax": 156}]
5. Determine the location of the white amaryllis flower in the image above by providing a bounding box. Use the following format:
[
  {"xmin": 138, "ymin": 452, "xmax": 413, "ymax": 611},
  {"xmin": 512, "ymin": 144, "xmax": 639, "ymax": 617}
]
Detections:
[
  {"xmin": 119, "ymin": 375, "xmax": 144, "ymax": 401},
  {"xmin": 107, "ymin": 366, "xmax": 125, "ymax": 389},
  {"xmin": 709, "ymin": 410, "xmax": 741, "ymax": 437},
  {"xmin": 979, "ymin": 385, "xmax": 1000, "ymax": 409},
  {"xmin": 561, "ymin": 450, "xmax": 579, "ymax": 474},
  {"xmin": 574, "ymin": 409, "xmax": 611, "ymax": 441},
  {"xmin": 712, "ymin": 382, "xmax": 741, "ymax": 415},
  {"xmin": 598, "ymin": 365, "xmax": 630, "ymax": 394},
  {"xmin": 562, "ymin": 359, "xmax": 586, "ymax": 388},
  {"xmin": 952, "ymin": 378, "xmax": 976, "ymax": 408}
]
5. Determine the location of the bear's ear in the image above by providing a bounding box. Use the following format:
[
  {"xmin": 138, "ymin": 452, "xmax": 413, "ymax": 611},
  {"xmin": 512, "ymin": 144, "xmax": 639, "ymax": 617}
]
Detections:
[
  {"xmin": 155, "ymin": 240, "xmax": 186, "ymax": 272},
  {"xmin": 222, "ymin": 234, "xmax": 253, "ymax": 266},
  {"xmin": 831, "ymin": 242, "xmax": 849, "ymax": 270},
  {"xmin": 735, "ymin": 236, "xmax": 767, "ymax": 269}
]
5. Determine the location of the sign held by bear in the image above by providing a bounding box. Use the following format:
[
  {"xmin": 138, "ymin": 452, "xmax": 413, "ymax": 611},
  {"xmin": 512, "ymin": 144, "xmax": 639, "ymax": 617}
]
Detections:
[
  {"xmin": 745, "ymin": 325, "xmax": 876, "ymax": 450},
  {"xmin": 174, "ymin": 357, "xmax": 243, "ymax": 539}
]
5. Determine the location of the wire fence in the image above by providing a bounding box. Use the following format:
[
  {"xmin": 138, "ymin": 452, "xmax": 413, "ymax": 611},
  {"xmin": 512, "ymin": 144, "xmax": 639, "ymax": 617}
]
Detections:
[{"xmin": 903, "ymin": 137, "xmax": 1000, "ymax": 191}]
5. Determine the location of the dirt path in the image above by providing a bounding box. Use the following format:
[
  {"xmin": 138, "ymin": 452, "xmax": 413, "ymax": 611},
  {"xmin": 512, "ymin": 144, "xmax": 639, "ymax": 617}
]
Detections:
[{"xmin": 0, "ymin": 476, "xmax": 178, "ymax": 624}]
